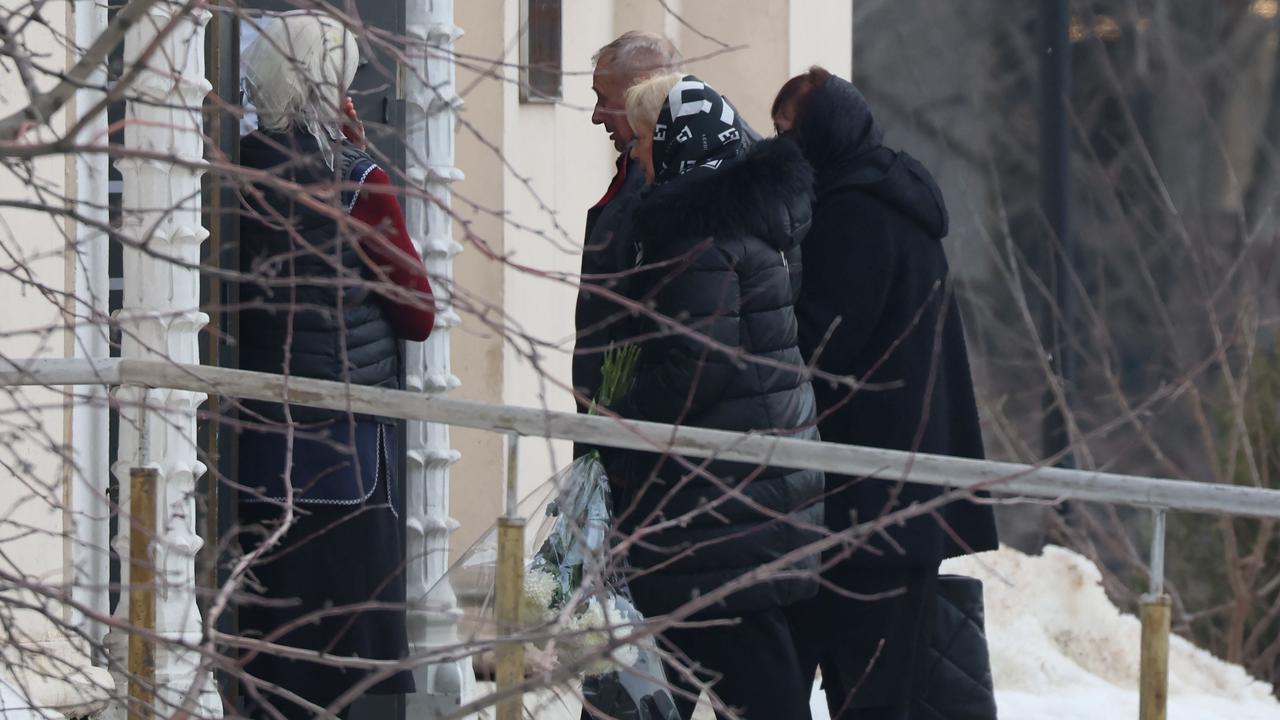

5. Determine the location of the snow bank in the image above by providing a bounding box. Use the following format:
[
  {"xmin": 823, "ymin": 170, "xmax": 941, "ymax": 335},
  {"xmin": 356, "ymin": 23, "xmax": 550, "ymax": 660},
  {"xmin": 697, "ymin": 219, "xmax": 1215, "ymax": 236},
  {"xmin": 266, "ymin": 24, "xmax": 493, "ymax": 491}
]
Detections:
[
  {"xmin": 481, "ymin": 546, "xmax": 1280, "ymax": 720},
  {"xmin": 941, "ymin": 545, "xmax": 1280, "ymax": 720}
]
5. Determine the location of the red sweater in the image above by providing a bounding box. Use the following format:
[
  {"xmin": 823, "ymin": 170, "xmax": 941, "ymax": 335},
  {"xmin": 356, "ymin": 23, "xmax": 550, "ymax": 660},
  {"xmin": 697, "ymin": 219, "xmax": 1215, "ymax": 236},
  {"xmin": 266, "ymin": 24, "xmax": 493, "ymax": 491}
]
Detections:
[{"xmin": 350, "ymin": 167, "xmax": 436, "ymax": 342}]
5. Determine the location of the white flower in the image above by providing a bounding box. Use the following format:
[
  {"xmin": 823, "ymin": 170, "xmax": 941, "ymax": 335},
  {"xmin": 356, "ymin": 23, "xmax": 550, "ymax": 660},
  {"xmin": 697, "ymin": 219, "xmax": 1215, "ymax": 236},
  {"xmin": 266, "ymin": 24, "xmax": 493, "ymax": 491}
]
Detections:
[
  {"xmin": 565, "ymin": 596, "xmax": 642, "ymax": 676},
  {"xmin": 607, "ymin": 638, "xmax": 640, "ymax": 670},
  {"xmin": 571, "ymin": 599, "xmax": 607, "ymax": 631},
  {"xmin": 521, "ymin": 568, "xmax": 559, "ymax": 624}
]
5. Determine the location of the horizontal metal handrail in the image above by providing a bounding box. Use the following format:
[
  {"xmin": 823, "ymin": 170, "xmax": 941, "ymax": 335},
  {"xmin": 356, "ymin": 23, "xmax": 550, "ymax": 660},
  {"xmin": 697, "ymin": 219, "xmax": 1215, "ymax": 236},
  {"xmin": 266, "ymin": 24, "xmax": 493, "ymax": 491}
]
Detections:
[{"xmin": 5, "ymin": 356, "xmax": 1280, "ymax": 519}]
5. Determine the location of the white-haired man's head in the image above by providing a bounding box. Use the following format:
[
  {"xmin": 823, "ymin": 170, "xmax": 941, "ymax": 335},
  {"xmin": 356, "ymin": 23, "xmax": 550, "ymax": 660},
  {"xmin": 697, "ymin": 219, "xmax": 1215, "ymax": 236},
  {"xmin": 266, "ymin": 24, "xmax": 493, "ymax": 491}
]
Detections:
[{"xmin": 591, "ymin": 31, "xmax": 683, "ymax": 152}]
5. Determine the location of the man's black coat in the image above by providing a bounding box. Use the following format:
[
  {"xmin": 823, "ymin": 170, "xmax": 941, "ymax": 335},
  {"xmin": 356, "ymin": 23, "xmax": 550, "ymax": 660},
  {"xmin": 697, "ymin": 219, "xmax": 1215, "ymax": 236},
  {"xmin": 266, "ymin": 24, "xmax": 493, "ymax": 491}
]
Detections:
[{"xmin": 791, "ymin": 77, "xmax": 999, "ymax": 568}]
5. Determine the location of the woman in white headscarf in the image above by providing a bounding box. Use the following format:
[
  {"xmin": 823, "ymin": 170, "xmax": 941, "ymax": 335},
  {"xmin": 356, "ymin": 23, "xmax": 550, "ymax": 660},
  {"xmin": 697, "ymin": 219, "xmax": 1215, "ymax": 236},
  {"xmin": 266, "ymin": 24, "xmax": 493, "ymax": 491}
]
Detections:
[{"xmin": 236, "ymin": 11, "xmax": 433, "ymax": 719}]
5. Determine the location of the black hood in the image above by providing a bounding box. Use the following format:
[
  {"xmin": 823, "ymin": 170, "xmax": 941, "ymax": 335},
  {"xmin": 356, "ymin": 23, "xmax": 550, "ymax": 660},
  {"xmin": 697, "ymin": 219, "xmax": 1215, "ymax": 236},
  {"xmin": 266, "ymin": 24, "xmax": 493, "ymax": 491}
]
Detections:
[
  {"xmin": 633, "ymin": 137, "xmax": 814, "ymax": 252},
  {"xmin": 795, "ymin": 76, "xmax": 950, "ymax": 240}
]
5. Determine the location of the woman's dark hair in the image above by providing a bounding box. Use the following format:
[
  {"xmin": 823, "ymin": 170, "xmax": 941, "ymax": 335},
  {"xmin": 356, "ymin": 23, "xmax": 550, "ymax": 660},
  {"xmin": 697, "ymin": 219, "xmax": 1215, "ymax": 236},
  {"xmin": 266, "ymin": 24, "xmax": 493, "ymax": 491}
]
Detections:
[{"xmin": 771, "ymin": 66, "xmax": 832, "ymax": 129}]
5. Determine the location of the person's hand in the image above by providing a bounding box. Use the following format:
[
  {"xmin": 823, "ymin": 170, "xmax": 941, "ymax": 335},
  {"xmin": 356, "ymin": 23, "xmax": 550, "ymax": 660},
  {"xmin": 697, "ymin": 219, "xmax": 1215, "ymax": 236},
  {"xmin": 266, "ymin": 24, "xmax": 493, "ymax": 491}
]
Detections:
[{"xmin": 340, "ymin": 96, "xmax": 366, "ymax": 150}]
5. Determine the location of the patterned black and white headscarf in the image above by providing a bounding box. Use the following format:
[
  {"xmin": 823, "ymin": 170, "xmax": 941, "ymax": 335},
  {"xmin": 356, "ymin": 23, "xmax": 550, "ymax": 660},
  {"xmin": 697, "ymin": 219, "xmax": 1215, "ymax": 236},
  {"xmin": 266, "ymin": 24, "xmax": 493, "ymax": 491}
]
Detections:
[{"xmin": 651, "ymin": 75, "xmax": 744, "ymax": 184}]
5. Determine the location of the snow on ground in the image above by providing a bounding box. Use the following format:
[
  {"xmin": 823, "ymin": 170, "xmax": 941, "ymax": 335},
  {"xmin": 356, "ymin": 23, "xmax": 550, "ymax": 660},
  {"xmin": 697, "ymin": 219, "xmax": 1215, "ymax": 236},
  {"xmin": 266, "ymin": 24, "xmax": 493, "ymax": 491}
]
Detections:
[
  {"xmin": 464, "ymin": 546, "xmax": 1280, "ymax": 719},
  {"xmin": 940, "ymin": 545, "xmax": 1280, "ymax": 720}
]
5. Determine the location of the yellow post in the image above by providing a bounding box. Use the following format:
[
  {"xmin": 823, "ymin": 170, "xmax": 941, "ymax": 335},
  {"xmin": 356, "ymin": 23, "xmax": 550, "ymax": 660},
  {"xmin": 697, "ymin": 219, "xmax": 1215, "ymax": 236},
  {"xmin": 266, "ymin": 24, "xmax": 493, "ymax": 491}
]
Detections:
[
  {"xmin": 494, "ymin": 434, "xmax": 525, "ymax": 720},
  {"xmin": 1139, "ymin": 594, "xmax": 1171, "ymax": 720},
  {"xmin": 128, "ymin": 467, "xmax": 158, "ymax": 720},
  {"xmin": 495, "ymin": 517, "xmax": 526, "ymax": 720},
  {"xmin": 1139, "ymin": 508, "xmax": 1171, "ymax": 720}
]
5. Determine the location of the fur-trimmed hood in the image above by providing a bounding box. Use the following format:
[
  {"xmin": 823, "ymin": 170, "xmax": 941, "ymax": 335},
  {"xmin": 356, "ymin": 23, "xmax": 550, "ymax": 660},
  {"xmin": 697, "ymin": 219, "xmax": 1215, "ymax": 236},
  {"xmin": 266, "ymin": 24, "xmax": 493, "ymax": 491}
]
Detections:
[{"xmin": 632, "ymin": 137, "xmax": 815, "ymax": 252}]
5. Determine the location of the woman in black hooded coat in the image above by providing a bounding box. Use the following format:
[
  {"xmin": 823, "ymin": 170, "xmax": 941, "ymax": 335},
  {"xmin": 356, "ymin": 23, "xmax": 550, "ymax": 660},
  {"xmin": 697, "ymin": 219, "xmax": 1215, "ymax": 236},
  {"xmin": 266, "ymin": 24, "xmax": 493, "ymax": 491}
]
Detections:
[
  {"xmin": 772, "ymin": 68, "xmax": 999, "ymax": 718},
  {"xmin": 599, "ymin": 73, "xmax": 824, "ymax": 720}
]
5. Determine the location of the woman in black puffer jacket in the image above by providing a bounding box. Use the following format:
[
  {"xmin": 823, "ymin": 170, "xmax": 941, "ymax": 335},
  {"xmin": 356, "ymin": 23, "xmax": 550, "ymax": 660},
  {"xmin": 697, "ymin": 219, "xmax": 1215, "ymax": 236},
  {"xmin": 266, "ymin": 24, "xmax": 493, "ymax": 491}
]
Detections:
[{"xmin": 600, "ymin": 73, "xmax": 823, "ymax": 720}]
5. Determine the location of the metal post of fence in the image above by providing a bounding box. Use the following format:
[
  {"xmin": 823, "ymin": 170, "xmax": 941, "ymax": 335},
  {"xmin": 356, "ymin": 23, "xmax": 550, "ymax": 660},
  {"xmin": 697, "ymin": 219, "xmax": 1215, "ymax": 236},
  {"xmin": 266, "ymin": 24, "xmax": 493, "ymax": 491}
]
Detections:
[
  {"xmin": 127, "ymin": 466, "xmax": 158, "ymax": 720},
  {"xmin": 1139, "ymin": 508, "xmax": 1171, "ymax": 720},
  {"xmin": 494, "ymin": 433, "xmax": 525, "ymax": 720}
]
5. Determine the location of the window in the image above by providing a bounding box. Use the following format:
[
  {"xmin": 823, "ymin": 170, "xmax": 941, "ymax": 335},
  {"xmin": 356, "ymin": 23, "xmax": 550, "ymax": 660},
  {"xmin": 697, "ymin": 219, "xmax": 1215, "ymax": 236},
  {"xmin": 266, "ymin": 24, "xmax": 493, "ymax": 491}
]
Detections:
[{"xmin": 520, "ymin": 0, "xmax": 562, "ymax": 102}]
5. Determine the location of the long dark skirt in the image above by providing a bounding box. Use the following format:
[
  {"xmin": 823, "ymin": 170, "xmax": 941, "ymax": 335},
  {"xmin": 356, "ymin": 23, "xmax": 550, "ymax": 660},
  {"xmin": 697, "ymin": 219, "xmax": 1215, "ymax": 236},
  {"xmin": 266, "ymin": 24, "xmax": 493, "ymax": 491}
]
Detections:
[{"xmin": 237, "ymin": 428, "xmax": 414, "ymax": 719}]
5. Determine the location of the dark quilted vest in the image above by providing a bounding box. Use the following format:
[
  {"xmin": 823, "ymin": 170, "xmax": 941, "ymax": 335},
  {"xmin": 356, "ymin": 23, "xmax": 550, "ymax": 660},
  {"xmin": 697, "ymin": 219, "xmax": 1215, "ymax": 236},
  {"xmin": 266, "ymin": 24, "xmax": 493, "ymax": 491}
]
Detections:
[{"xmin": 238, "ymin": 130, "xmax": 399, "ymax": 424}]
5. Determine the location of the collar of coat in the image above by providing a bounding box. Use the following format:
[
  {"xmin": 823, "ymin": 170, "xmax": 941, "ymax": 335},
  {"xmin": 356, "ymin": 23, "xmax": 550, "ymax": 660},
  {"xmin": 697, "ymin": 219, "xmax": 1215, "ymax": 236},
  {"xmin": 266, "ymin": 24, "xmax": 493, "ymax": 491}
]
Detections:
[{"xmin": 632, "ymin": 137, "xmax": 815, "ymax": 253}]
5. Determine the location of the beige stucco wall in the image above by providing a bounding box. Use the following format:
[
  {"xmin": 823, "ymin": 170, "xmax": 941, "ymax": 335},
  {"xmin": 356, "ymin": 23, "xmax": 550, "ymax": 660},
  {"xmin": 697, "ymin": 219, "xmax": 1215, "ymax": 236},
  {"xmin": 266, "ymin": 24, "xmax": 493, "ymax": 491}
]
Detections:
[
  {"xmin": 449, "ymin": 0, "xmax": 854, "ymax": 558},
  {"xmin": 0, "ymin": 6, "xmax": 115, "ymax": 709},
  {"xmin": 0, "ymin": 183, "xmax": 71, "ymax": 631},
  {"xmin": 451, "ymin": 0, "xmax": 512, "ymax": 558},
  {"xmin": 0, "ymin": 0, "xmax": 82, "ymax": 674},
  {"xmin": 678, "ymin": 1, "xmax": 853, "ymax": 133}
]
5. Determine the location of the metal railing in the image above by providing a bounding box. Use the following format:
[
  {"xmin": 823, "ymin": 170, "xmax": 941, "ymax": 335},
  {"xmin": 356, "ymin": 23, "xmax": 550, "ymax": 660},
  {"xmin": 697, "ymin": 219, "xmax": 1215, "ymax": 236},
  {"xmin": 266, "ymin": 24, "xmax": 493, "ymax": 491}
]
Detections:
[{"xmin": 6, "ymin": 356, "xmax": 1280, "ymax": 720}]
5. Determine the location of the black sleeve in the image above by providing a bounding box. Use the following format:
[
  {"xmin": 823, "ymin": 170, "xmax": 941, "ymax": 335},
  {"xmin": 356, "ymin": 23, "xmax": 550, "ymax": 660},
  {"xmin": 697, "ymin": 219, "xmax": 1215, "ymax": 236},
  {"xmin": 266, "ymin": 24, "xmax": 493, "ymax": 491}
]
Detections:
[{"xmin": 573, "ymin": 168, "xmax": 644, "ymax": 417}]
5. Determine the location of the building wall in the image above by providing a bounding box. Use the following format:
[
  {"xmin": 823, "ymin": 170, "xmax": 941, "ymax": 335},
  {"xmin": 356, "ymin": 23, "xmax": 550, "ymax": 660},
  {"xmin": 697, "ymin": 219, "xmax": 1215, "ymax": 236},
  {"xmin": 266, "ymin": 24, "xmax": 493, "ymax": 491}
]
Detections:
[
  {"xmin": 451, "ymin": 0, "xmax": 513, "ymax": 560},
  {"xmin": 0, "ymin": 6, "xmax": 115, "ymax": 709},
  {"xmin": 0, "ymin": 0, "xmax": 64, "ymax": 616},
  {"xmin": 677, "ymin": 1, "xmax": 852, "ymax": 133},
  {"xmin": 449, "ymin": 0, "xmax": 854, "ymax": 556},
  {"xmin": 0, "ymin": 0, "xmax": 93, "ymax": 684},
  {"xmin": 0, "ymin": 156, "xmax": 71, "ymax": 638}
]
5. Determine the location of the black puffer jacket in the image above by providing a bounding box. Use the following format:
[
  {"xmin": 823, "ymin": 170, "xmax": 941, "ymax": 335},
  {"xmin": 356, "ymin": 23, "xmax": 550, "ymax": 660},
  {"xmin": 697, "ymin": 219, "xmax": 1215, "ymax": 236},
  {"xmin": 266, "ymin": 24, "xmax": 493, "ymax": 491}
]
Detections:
[
  {"xmin": 792, "ymin": 77, "xmax": 998, "ymax": 567},
  {"xmin": 574, "ymin": 108, "xmax": 764, "ymax": 427},
  {"xmin": 605, "ymin": 138, "xmax": 824, "ymax": 617},
  {"xmin": 239, "ymin": 129, "xmax": 400, "ymax": 424}
]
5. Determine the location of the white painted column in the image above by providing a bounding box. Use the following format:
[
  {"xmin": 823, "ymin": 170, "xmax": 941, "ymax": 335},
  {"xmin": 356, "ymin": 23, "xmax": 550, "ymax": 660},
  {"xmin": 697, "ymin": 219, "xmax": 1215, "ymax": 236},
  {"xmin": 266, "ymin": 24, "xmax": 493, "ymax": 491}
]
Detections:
[
  {"xmin": 68, "ymin": 0, "xmax": 112, "ymax": 657},
  {"xmin": 104, "ymin": 3, "xmax": 221, "ymax": 717},
  {"xmin": 404, "ymin": 0, "xmax": 474, "ymax": 715}
]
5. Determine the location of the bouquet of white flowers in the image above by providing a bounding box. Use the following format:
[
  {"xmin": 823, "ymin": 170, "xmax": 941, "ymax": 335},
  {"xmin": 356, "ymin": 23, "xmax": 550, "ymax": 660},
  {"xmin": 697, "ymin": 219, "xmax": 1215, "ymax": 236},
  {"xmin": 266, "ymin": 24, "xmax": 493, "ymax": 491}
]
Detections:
[{"xmin": 447, "ymin": 346, "xmax": 679, "ymax": 720}]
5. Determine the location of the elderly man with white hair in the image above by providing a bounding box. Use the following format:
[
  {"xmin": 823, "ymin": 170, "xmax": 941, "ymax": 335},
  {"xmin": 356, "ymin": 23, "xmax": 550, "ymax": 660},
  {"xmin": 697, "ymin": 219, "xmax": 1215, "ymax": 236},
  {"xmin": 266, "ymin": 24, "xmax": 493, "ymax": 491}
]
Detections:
[{"xmin": 572, "ymin": 31, "xmax": 682, "ymax": 424}]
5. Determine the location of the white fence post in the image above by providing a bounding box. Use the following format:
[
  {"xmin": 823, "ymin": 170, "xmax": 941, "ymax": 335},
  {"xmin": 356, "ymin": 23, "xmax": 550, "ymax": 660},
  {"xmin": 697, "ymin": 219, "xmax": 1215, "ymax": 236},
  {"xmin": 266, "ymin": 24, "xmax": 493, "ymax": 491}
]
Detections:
[
  {"xmin": 103, "ymin": 3, "xmax": 221, "ymax": 717},
  {"xmin": 404, "ymin": 0, "xmax": 474, "ymax": 715}
]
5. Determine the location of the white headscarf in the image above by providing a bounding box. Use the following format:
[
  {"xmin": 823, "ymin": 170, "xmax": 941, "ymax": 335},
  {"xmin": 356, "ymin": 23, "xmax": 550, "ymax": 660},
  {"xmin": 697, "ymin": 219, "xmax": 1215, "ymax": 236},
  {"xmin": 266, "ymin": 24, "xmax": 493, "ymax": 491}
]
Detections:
[{"xmin": 241, "ymin": 10, "xmax": 359, "ymax": 169}]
